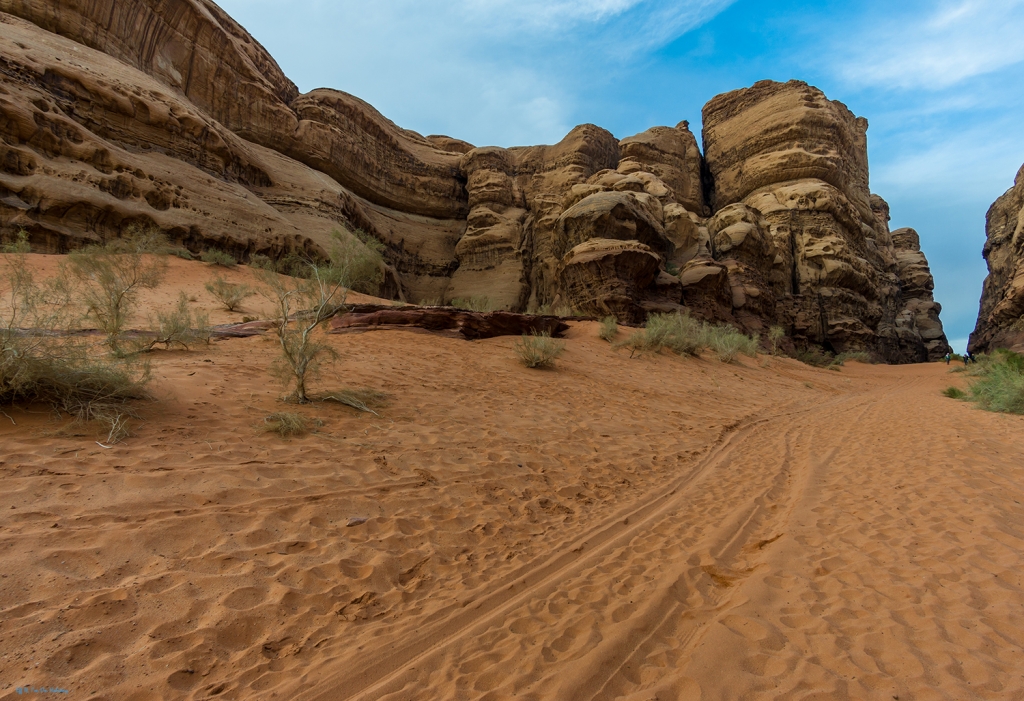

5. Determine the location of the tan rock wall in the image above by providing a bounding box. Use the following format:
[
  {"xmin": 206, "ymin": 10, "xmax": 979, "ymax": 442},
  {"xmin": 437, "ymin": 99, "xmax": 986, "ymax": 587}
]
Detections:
[{"xmin": 970, "ymin": 165, "xmax": 1024, "ymax": 353}]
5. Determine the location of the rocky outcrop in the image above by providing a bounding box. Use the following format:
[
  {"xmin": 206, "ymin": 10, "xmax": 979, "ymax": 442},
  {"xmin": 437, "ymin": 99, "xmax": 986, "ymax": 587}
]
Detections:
[
  {"xmin": 0, "ymin": 3, "xmax": 951, "ymax": 362},
  {"xmin": 703, "ymin": 81, "xmax": 949, "ymax": 362},
  {"xmin": 970, "ymin": 165, "xmax": 1024, "ymax": 353},
  {"xmin": 330, "ymin": 306, "xmax": 570, "ymax": 340}
]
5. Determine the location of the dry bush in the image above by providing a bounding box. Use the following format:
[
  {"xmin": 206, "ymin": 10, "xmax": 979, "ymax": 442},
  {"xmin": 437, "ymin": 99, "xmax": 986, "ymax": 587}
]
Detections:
[
  {"xmin": 449, "ymin": 296, "xmax": 497, "ymax": 312},
  {"xmin": 514, "ymin": 332, "xmax": 565, "ymax": 369},
  {"xmin": 257, "ymin": 229, "xmax": 384, "ymax": 402},
  {"xmin": 768, "ymin": 326, "xmax": 785, "ymax": 355},
  {"xmin": 68, "ymin": 226, "xmax": 168, "ymax": 354},
  {"xmin": 262, "ymin": 412, "xmax": 320, "ymax": 438},
  {"xmin": 137, "ymin": 293, "xmax": 211, "ymax": 352},
  {"xmin": 205, "ymin": 275, "xmax": 254, "ymax": 312},
  {"xmin": 1, "ymin": 250, "xmax": 149, "ymax": 443},
  {"xmin": 322, "ymin": 388, "xmax": 389, "ymax": 415},
  {"xmin": 200, "ymin": 249, "xmax": 238, "ymax": 267},
  {"xmin": 599, "ymin": 316, "xmax": 619, "ymax": 342}
]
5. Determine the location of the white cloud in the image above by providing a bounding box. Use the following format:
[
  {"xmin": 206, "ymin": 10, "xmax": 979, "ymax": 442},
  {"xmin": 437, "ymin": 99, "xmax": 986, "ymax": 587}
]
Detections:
[{"xmin": 839, "ymin": 0, "xmax": 1024, "ymax": 89}]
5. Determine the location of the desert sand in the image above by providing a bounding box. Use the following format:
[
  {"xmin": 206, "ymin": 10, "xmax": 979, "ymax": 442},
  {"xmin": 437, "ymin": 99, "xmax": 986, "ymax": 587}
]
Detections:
[{"xmin": 1, "ymin": 257, "xmax": 1022, "ymax": 701}]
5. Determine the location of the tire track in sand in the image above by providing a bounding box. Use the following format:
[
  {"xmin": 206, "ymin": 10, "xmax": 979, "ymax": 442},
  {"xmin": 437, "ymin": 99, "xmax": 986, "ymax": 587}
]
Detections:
[{"xmin": 293, "ymin": 382, "xmax": 900, "ymax": 701}]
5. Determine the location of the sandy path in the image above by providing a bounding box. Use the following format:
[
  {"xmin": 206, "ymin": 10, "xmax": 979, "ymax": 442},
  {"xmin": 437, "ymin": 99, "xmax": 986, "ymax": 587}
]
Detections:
[
  {"xmin": 2, "ymin": 256, "xmax": 1023, "ymax": 700},
  {"xmin": 289, "ymin": 366, "xmax": 1024, "ymax": 701}
]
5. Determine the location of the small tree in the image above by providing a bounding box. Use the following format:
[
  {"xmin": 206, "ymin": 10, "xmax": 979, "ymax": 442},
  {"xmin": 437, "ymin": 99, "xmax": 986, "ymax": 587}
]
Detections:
[
  {"xmin": 205, "ymin": 275, "xmax": 254, "ymax": 312},
  {"xmin": 67, "ymin": 226, "xmax": 168, "ymax": 354},
  {"xmin": 257, "ymin": 230, "xmax": 384, "ymax": 403}
]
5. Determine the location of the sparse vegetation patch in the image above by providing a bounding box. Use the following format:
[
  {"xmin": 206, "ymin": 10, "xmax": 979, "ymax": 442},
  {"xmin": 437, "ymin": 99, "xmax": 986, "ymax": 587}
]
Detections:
[{"xmin": 514, "ymin": 332, "xmax": 565, "ymax": 369}]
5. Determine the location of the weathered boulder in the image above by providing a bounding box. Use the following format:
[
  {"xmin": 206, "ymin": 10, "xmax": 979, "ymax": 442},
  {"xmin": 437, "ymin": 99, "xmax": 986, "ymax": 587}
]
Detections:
[
  {"xmin": 559, "ymin": 239, "xmax": 661, "ymax": 323},
  {"xmin": 970, "ymin": 164, "xmax": 1024, "ymax": 353},
  {"xmin": 556, "ymin": 191, "xmax": 669, "ymax": 259},
  {"xmin": 707, "ymin": 204, "xmax": 776, "ymax": 327}
]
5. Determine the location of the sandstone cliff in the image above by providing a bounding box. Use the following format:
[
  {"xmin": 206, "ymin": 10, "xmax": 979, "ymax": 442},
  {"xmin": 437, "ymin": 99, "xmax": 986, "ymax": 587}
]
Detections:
[
  {"xmin": 970, "ymin": 164, "xmax": 1024, "ymax": 353},
  {"xmin": 0, "ymin": 2, "xmax": 950, "ymax": 361}
]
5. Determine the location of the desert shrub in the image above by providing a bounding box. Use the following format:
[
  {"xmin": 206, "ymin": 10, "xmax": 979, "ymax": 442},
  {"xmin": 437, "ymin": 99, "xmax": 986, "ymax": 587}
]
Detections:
[
  {"xmin": 617, "ymin": 312, "xmax": 706, "ymax": 357},
  {"xmin": 323, "ymin": 388, "xmax": 389, "ymax": 415},
  {"xmin": 794, "ymin": 347, "xmax": 835, "ymax": 368},
  {"xmin": 834, "ymin": 351, "xmax": 873, "ymax": 365},
  {"xmin": 943, "ymin": 386, "xmax": 967, "ymax": 399},
  {"xmin": 1, "ymin": 251, "xmax": 149, "ymax": 442},
  {"xmin": 768, "ymin": 326, "xmax": 785, "ymax": 355},
  {"xmin": 449, "ymin": 296, "xmax": 496, "ymax": 312},
  {"xmin": 617, "ymin": 312, "xmax": 757, "ymax": 363},
  {"xmin": 962, "ymin": 350, "xmax": 1024, "ymax": 414},
  {"xmin": 68, "ymin": 227, "xmax": 168, "ymax": 354},
  {"xmin": 257, "ymin": 230, "xmax": 384, "ymax": 402},
  {"xmin": 705, "ymin": 324, "xmax": 759, "ymax": 363},
  {"xmin": 200, "ymin": 249, "xmax": 237, "ymax": 267},
  {"xmin": 417, "ymin": 297, "xmax": 443, "ymax": 307},
  {"xmin": 1, "ymin": 229, "xmax": 31, "ymax": 254},
  {"xmin": 262, "ymin": 412, "xmax": 319, "ymax": 438},
  {"xmin": 169, "ymin": 248, "xmax": 194, "ymax": 261},
  {"xmin": 132, "ymin": 293, "xmax": 211, "ymax": 352},
  {"xmin": 205, "ymin": 275, "xmax": 254, "ymax": 312},
  {"xmin": 599, "ymin": 316, "xmax": 619, "ymax": 342},
  {"xmin": 514, "ymin": 332, "xmax": 565, "ymax": 369}
]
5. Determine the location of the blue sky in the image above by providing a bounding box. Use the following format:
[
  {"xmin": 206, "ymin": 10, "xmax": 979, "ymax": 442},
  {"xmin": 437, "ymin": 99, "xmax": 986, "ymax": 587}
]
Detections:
[{"xmin": 219, "ymin": 0, "xmax": 1024, "ymax": 350}]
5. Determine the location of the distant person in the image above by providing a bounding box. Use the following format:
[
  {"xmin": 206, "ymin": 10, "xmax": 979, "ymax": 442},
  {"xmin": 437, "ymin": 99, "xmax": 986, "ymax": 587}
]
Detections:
[
  {"xmin": 963, "ymin": 351, "xmax": 971, "ymax": 366},
  {"xmin": 945, "ymin": 352, "xmax": 951, "ymax": 365}
]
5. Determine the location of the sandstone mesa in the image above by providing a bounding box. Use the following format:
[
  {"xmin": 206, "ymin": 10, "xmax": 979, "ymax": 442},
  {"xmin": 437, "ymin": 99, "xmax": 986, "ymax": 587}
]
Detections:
[{"xmin": 0, "ymin": 0, "xmax": 951, "ymax": 362}]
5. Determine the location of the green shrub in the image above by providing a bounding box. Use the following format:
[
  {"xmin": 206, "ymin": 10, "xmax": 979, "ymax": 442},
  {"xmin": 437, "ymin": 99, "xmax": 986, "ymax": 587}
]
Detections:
[
  {"xmin": 169, "ymin": 248, "xmax": 194, "ymax": 261},
  {"xmin": 962, "ymin": 350, "xmax": 1024, "ymax": 414},
  {"xmin": 205, "ymin": 275, "xmax": 254, "ymax": 312},
  {"xmin": 599, "ymin": 316, "xmax": 619, "ymax": 342},
  {"xmin": 449, "ymin": 296, "xmax": 496, "ymax": 312},
  {"xmin": 68, "ymin": 226, "xmax": 168, "ymax": 354},
  {"xmin": 768, "ymin": 326, "xmax": 785, "ymax": 355},
  {"xmin": 705, "ymin": 324, "xmax": 759, "ymax": 363},
  {"xmin": 257, "ymin": 230, "xmax": 384, "ymax": 402},
  {"xmin": 616, "ymin": 312, "xmax": 758, "ymax": 363},
  {"xmin": 834, "ymin": 351, "xmax": 873, "ymax": 365},
  {"xmin": 794, "ymin": 347, "xmax": 835, "ymax": 368},
  {"xmin": 943, "ymin": 387, "xmax": 967, "ymax": 399},
  {"xmin": 514, "ymin": 332, "xmax": 565, "ymax": 369},
  {"xmin": 0, "ymin": 229, "xmax": 31, "ymax": 254},
  {"xmin": 200, "ymin": 249, "xmax": 238, "ymax": 267}
]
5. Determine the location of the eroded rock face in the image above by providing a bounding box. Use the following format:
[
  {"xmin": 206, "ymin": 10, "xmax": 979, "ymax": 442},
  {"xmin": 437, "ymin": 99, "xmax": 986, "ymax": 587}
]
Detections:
[
  {"xmin": 0, "ymin": 3, "xmax": 950, "ymax": 361},
  {"xmin": 970, "ymin": 165, "xmax": 1024, "ymax": 353},
  {"xmin": 704, "ymin": 81, "xmax": 949, "ymax": 362},
  {"xmin": 559, "ymin": 239, "xmax": 661, "ymax": 323}
]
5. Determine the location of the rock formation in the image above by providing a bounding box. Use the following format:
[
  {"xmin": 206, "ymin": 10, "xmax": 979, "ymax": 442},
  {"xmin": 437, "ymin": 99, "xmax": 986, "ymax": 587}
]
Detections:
[
  {"xmin": 970, "ymin": 165, "xmax": 1024, "ymax": 353},
  {"xmin": 0, "ymin": 1, "xmax": 950, "ymax": 361}
]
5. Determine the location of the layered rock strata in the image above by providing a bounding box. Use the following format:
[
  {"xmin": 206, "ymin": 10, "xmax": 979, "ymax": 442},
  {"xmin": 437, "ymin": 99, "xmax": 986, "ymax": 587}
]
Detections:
[
  {"xmin": 0, "ymin": 1, "xmax": 950, "ymax": 361},
  {"xmin": 970, "ymin": 165, "xmax": 1024, "ymax": 353}
]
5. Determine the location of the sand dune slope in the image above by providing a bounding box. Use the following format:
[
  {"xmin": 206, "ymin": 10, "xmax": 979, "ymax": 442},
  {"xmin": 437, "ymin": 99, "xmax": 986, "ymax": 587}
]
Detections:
[{"xmin": 0, "ymin": 257, "xmax": 1021, "ymax": 700}]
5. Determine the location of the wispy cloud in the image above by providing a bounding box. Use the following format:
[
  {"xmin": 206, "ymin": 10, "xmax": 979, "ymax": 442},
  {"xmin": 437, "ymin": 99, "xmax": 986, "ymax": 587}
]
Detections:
[
  {"xmin": 218, "ymin": 0, "xmax": 736, "ymax": 144},
  {"xmin": 838, "ymin": 0, "xmax": 1024, "ymax": 89}
]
